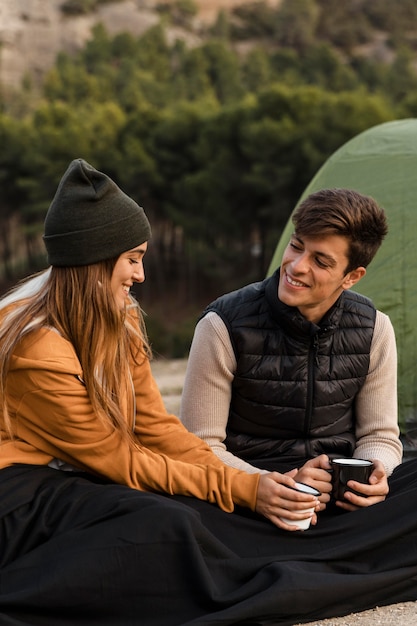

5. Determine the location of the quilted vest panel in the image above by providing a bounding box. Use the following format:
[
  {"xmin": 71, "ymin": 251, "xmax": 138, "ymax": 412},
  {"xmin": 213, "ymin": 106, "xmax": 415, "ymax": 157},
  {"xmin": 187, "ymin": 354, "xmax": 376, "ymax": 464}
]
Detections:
[{"xmin": 205, "ymin": 270, "xmax": 376, "ymax": 471}]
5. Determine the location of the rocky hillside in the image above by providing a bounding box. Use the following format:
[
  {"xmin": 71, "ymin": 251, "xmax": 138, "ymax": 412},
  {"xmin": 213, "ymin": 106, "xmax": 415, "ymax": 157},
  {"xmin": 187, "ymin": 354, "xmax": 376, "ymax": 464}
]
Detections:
[{"xmin": 0, "ymin": 0, "xmax": 279, "ymax": 92}]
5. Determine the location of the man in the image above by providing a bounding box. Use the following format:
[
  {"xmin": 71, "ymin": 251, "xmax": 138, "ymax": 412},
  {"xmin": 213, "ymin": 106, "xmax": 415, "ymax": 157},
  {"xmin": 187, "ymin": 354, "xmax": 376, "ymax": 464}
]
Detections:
[{"xmin": 181, "ymin": 188, "xmax": 402, "ymax": 513}]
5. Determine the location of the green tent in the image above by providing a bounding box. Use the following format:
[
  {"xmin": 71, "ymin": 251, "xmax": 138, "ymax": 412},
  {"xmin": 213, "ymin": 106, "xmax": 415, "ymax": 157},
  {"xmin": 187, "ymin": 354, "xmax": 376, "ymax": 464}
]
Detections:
[{"xmin": 267, "ymin": 118, "xmax": 417, "ymax": 443}]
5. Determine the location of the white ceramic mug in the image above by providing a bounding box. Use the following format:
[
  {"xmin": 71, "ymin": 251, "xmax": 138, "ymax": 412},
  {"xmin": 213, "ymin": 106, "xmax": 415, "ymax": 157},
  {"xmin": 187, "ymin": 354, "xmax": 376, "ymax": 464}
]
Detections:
[{"xmin": 279, "ymin": 481, "xmax": 321, "ymax": 530}]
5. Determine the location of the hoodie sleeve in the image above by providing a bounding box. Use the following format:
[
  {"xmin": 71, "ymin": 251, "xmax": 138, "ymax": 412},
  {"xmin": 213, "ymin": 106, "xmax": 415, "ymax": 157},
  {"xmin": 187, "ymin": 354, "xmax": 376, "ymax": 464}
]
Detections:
[{"xmin": 6, "ymin": 328, "xmax": 259, "ymax": 513}]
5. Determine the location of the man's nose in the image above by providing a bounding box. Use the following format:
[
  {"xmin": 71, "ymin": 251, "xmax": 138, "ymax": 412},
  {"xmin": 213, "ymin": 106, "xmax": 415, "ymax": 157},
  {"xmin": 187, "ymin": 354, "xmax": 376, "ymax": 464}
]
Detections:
[{"xmin": 291, "ymin": 252, "xmax": 309, "ymax": 273}]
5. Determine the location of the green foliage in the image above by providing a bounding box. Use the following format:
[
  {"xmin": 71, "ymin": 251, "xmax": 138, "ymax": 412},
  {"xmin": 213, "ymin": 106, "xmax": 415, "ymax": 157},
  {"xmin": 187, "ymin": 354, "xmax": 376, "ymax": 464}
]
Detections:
[
  {"xmin": 274, "ymin": 0, "xmax": 319, "ymax": 52},
  {"xmin": 303, "ymin": 44, "xmax": 359, "ymax": 90},
  {"xmin": 230, "ymin": 0, "xmax": 417, "ymax": 58},
  {"xmin": 61, "ymin": 0, "xmax": 123, "ymax": 15},
  {"xmin": 149, "ymin": 84, "xmax": 393, "ymax": 290},
  {"xmin": 0, "ymin": 112, "xmax": 45, "ymax": 279},
  {"xmin": 383, "ymin": 47, "xmax": 417, "ymax": 102},
  {"xmin": 61, "ymin": 0, "xmax": 97, "ymax": 15},
  {"xmin": 231, "ymin": 1, "xmax": 278, "ymax": 39},
  {"xmin": 198, "ymin": 41, "xmax": 244, "ymax": 103},
  {"xmin": 44, "ymin": 53, "xmax": 104, "ymax": 104},
  {"xmin": 315, "ymin": 0, "xmax": 374, "ymax": 53},
  {"xmin": 171, "ymin": 45, "xmax": 214, "ymax": 101},
  {"xmin": 209, "ymin": 10, "xmax": 231, "ymax": 41},
  {"xmin": 146, "ymin": 310, "xmax": 197, "ymax": 358},
  {"xmin": 42, "ymin": 24, "xmax": 247, "ymax": 109},
  {"xmin": 156, "ymin": 1, "xmax": 198, "ymax": 28},
  {"xmin": 362, "ymin": 0, "xmax": 417, "ymax": 33},
  {"xmin": 242, "ymin": 47, "xmax": 271, "ymax": 92},
  {"xmin": 1, "ymin": 6, "xmax": 414, "ymax": 353}
]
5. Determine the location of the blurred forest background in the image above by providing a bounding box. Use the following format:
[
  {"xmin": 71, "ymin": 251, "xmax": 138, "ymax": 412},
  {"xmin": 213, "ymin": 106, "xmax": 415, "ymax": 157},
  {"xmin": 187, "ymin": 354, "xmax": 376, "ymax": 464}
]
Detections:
[{"xmin": 2, "ymin": 0, "xmax": 417, "ymax": 357}]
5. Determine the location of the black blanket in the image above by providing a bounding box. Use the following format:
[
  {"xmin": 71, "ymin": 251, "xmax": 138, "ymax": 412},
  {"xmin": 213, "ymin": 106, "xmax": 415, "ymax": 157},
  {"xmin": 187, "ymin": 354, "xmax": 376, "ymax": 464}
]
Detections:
[{"xmin": 1, "ymin": 461, "xmax": 417, "ymax": 625}]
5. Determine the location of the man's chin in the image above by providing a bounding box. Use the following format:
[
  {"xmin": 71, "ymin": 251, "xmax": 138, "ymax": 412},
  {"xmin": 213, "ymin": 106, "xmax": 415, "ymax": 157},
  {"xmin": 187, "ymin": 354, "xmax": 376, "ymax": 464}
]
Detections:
[{"xmin": 278, "ymin": 290, "xmax": 297, "ymax": 308}]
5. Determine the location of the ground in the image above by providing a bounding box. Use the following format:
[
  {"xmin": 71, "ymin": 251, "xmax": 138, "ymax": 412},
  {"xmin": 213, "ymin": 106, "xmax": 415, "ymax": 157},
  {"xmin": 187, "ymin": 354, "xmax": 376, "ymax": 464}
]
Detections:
[{"xmin": 151, "ymin": 356, "xmax": 417, "ymax": 626}]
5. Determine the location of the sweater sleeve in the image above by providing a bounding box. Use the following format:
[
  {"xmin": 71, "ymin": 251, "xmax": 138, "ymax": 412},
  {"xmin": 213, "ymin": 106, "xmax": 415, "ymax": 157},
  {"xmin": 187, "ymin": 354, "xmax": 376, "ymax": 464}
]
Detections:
[
  {"xmin": 354, "ymin": 310, "xmax": 402, "ymax": 475},
  {"xmin": 180, "ymin": 312, "xmax": 267, "ymax": 474}
]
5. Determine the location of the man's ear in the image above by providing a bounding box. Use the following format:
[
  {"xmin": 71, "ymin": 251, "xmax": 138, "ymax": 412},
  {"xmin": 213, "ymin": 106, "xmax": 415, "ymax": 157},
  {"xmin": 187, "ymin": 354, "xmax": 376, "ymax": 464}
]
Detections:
[{"xmin": 342, "ymin": 266, "xmax": 366, "ymax": 290}]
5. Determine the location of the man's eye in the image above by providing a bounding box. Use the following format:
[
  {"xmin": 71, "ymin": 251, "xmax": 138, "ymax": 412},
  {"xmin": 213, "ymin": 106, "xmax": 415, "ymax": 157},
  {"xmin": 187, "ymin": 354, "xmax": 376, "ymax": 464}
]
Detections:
[
  {"xmin": 315, "ymin": 258, "xmax": 328, "ymax": 268},
  {"xmin": 290, "ymin": 242, "xmax": 302, "ymax": 251}
]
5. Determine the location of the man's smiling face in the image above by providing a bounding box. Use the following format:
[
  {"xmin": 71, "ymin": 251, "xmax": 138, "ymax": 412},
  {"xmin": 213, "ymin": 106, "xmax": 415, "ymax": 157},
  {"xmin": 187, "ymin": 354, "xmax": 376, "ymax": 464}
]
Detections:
[{"xmin": 278, "ymin": 233, "xmax": 366, "ymax": 324}]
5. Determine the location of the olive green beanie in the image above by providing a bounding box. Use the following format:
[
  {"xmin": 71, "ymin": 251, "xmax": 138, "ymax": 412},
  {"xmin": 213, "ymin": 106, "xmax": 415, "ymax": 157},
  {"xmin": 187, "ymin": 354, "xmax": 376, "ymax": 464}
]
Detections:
[{"xmin": 43, "ymin": 159, "xmax": 151, "ymax": 267}]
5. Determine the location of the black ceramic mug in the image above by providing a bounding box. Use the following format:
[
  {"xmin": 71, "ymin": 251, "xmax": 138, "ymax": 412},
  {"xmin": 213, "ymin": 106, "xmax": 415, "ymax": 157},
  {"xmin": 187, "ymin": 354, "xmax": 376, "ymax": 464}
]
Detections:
[{"xmin": 331, "ymin": 458, "xmax": 374, "ymax": 501}]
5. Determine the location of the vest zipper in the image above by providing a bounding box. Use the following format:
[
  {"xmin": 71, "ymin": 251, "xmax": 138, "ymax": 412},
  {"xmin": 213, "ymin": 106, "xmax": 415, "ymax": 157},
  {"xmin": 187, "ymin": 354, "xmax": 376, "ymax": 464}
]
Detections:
[{"xmin": 305, "ymin": 332, "xmax": 319, "ymax": 455}]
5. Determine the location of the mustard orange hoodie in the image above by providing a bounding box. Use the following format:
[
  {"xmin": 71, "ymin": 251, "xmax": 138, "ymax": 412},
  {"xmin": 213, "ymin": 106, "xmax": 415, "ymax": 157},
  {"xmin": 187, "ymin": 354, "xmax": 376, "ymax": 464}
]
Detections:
[{"xmin": 0, "ymin": 326, "xmax": 259, "ymax": 513}]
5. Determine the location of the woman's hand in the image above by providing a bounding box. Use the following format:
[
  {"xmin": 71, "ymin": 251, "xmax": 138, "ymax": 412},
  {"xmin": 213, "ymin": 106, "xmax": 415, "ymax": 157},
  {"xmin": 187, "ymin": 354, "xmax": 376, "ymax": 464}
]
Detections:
[
  {"xmin": 255, "ymin": 470, "xmax": 321, "ymax": 531},
  {"xmin": 335, "ymin": 459, "xmax": 389, "ymax": 511}
]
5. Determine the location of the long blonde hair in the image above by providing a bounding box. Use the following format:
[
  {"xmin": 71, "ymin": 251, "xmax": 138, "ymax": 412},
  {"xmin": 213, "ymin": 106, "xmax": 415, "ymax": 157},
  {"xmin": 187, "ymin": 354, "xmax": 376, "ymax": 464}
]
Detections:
[{"xmin": 0, "ymin": 260, "xmax": 151, "ymax": 442}]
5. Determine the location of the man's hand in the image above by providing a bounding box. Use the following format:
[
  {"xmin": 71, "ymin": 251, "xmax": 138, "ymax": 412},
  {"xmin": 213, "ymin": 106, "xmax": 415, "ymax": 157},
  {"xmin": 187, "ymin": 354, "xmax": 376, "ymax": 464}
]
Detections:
[
  {"xmin": 255, "ymin": 470, "xmax": 321, "ymax": 531},
  {"xmin": 294, "ymin": 454, "xmax": 333, "ymax": 513},
  {"xmin": 335, "ymin": 459, "xmax": 389, "ymax": 511}
]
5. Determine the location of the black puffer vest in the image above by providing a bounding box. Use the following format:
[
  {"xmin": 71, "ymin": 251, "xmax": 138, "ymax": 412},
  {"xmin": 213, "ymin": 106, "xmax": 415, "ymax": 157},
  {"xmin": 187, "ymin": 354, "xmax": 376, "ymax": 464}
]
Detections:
[{"xmin": 205, "ymin": 269, "xmax": 376, "ymax": 472}]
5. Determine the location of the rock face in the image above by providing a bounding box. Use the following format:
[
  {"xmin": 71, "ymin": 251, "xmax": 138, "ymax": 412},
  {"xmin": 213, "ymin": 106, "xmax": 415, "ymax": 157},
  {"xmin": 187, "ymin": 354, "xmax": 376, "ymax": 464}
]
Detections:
[
  {"xmin": 0, "ymin": 0, "xmax": 276, "ymax": 91},
  {"xmin": 0, "ymin": 0, "xmax": 159, "ymax": 90}
]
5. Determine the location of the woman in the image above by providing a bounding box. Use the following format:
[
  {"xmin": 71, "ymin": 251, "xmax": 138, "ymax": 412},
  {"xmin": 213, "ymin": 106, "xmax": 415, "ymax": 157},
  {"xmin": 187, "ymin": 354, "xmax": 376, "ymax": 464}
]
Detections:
[{"xmin": 0, "ymin": 159, "xmax": 416, "ymax": 626}]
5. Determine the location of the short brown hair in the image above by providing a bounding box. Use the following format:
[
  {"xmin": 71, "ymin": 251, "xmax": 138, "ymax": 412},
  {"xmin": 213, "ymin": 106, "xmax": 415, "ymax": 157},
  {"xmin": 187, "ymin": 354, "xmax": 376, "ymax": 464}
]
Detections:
[{"xmin": 292, "ymin": 188, "xmax": 388, "ymax": 271}]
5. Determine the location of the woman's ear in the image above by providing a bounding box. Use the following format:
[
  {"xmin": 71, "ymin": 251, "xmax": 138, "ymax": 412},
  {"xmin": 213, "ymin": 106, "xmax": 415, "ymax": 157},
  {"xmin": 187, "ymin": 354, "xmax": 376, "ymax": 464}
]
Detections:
[{"xmin": 342, "ymin": 266, "xmax": 366, "ymax": 290}]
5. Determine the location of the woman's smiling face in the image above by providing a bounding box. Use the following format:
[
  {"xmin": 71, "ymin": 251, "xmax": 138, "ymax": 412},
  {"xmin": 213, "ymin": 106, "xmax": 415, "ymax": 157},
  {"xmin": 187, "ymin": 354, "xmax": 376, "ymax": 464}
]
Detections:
[{"xmin": 111, "ymin": 242, "xmax": 148, "ymax": 310}]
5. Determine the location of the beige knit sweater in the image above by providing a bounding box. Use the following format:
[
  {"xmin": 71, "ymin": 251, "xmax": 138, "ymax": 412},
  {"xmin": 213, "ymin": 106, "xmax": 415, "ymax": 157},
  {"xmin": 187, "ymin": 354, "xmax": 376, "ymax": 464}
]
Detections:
[{"xmin": 180, "ymin": 309, "xmax": 402, "ymax": 476}]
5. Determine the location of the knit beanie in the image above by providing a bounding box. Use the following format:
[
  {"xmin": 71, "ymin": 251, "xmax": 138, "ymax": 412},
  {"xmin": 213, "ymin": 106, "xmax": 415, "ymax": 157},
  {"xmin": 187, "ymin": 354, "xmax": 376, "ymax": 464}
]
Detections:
[{"xmin": 43, "ymin": 159, "xmax": 151, "ymax": 266}]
